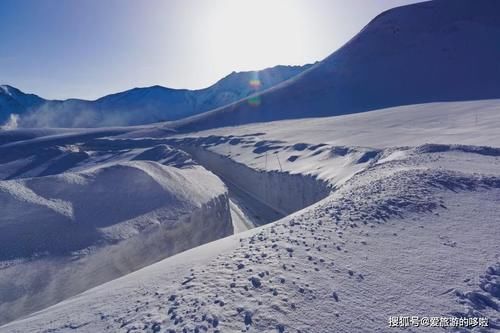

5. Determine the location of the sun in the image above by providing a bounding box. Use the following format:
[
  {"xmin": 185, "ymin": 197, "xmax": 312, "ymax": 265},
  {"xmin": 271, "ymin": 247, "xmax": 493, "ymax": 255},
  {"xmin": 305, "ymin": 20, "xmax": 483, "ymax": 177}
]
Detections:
[{"xmin": 198, "ymin": 0, "xmax": 313, "ymax": 73}]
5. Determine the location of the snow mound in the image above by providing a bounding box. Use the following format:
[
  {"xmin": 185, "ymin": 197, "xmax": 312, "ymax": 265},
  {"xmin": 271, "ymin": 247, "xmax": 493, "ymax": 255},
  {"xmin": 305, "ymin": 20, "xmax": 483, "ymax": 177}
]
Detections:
[
  {"xmin": 1, "ymin": 161, "xmax": 223, "ymax": 258},
  {"xmin": 0, "ymin": 160, "xmax": 232, "ymax": 324}
]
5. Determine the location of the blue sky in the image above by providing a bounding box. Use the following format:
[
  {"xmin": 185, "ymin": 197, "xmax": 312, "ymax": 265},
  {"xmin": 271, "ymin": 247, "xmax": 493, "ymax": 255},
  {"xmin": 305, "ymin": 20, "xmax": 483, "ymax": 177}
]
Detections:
[{"xmin": 0, "ymin": 0, "xmax": 423, "ymax": 100}]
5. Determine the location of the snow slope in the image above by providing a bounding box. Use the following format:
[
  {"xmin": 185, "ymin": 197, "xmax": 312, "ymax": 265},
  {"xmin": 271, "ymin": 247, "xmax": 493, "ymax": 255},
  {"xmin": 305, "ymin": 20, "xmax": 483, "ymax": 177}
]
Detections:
[
  {"xmin": 168, "ymin": 99, "xmax": 500, "ymax": 153},
  {"xmin": 169, "ymin": 0, "xmax": 500, "ymax": 133},
  {"xmin": 2, "ymin": 98, "xmax": 499, "ymax": 332},
  {"xmin": 0, "ymin": 64, "xmax": 311, "ymax": 128}
]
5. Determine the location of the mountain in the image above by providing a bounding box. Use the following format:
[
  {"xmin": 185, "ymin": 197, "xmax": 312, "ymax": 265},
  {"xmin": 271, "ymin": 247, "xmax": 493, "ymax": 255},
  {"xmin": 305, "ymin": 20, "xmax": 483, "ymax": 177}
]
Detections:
[
  {"xmin": 171, "ymin": 0, "xmax": 500, "ymax": 132},
  {"xmin": 1, "ymin": 0, "xmax": 500, "ymax": 329},
  {"xmin": 0, "ymin": 85, "xmax": 45, "ymax": 124},
  {"xmin": 0, "ymin": 64, "xmax": 312, "ymax": 128}
]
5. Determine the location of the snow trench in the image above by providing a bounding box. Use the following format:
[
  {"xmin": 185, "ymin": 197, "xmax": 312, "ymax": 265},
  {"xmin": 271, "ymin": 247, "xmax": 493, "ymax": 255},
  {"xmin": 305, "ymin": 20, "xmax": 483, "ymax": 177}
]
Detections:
[{"xmin": 178, "ymin": 145, "xmax": 332, "ymax": 218}]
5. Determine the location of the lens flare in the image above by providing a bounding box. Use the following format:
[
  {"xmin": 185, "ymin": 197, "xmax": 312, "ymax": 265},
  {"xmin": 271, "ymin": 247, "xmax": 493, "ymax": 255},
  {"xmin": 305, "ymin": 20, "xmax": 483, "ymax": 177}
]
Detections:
[
  {"xmin": 249, "ymin": 79, "xmax": 261, "ymax": 90},
  {"xmin": 249, "ymin": 71, "xmax": 262, "ymax": 90},
  {"xmin": 248, "ymin": 96, "xmax": 261, "ymax": 106},
  {"xmin": 248, "ymin": 72, "xmax": 262, "ymax": 106}
]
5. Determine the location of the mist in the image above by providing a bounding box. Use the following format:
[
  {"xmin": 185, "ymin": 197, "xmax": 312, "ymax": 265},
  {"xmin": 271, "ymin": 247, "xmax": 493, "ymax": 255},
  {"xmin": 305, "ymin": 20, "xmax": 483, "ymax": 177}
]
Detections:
[{"xmin": 0, "ymin": 114, "xmax": 20, "ymax": 130}]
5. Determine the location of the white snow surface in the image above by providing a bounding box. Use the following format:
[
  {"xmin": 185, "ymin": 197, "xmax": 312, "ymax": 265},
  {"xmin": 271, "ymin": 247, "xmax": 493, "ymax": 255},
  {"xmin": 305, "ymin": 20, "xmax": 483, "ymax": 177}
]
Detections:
[
  {"xmin": 169, "ymin": 99, "xmax": 500, "ymax": 150},
  {"xmin": 2, "ymin": 146, "xmax": 499, "ymax": 333},
  {"xmin": 0, "ymin": 149, "xmax": 232, "ymax": 324},
  {"xmin": 1, "ymin": 98, "xmax": 499, "ymax": 332}
]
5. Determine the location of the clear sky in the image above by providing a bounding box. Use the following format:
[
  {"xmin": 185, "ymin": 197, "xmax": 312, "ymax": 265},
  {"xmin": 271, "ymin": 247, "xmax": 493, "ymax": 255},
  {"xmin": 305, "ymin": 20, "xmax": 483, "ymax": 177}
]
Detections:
[{"xmin": 0, "ymin": 0, "xmax": 423, "ymax": 100}]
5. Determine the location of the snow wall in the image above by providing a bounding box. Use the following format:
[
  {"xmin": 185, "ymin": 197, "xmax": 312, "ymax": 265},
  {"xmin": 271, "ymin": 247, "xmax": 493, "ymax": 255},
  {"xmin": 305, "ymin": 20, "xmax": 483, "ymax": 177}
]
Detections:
[{"xmin": 180, "ymin": 145, "xmax": 332, "ymax": 216}]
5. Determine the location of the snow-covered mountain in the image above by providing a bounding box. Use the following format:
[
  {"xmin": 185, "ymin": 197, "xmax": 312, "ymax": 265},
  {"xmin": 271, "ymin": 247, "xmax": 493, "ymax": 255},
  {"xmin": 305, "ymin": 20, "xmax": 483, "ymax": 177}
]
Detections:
[
  {"xmin": 0, "ymin": 64, "xmax": 311, "ymax": 128},
  {"xmin": 171, "ymin": 0, "xmax": 500, "ymax": 132},
  {"xmin": 1, "ymin": 1, "xmax": 500, "ymax": 331},
  {"xmin": 0, "ymin": 86, "xmax": 45, "ymax": 127},
  {"xmin": 0, "ymin": 86, "xmax": 45, "ymax": 114}
]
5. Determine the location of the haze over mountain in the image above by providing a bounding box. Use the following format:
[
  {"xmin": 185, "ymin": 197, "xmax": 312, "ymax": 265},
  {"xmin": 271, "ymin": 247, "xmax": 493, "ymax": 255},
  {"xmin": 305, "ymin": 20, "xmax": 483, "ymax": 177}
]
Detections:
[
  {"xmin": 0, "ymin": 64, "xmax": 311, "ymax": 128},
  {"xmin": 170, "ymin": 0, "xmax": 500, "ymax": 133}
]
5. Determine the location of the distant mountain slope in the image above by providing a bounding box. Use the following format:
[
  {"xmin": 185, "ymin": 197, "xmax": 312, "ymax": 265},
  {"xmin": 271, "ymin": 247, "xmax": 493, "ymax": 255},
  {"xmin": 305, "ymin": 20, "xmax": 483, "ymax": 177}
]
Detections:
[
  {"xmin": 0, "ymin": 64, "xmax": 311, "ymax": 128},
  {"xmin": 0, "ymin": 86, "xmax": 45, "ymax": 125},
  {"xmin": 171, "ymin": 0, "xmax": 500, "ymax": 132}
]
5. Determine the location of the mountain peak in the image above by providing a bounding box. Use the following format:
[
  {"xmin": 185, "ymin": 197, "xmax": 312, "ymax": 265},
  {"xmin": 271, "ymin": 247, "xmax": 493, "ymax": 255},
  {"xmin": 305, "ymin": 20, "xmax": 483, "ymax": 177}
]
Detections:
[{"xmin": 0, "ymin": 85, "xmax": 17, "ymax": 96}]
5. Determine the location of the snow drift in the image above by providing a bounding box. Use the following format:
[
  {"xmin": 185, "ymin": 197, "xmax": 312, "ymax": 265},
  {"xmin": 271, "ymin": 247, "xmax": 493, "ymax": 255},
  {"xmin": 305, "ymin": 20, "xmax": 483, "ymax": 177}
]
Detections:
[{"xmin": 0, "ymin": 160, "xmax": 232, "ymax": 324}]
